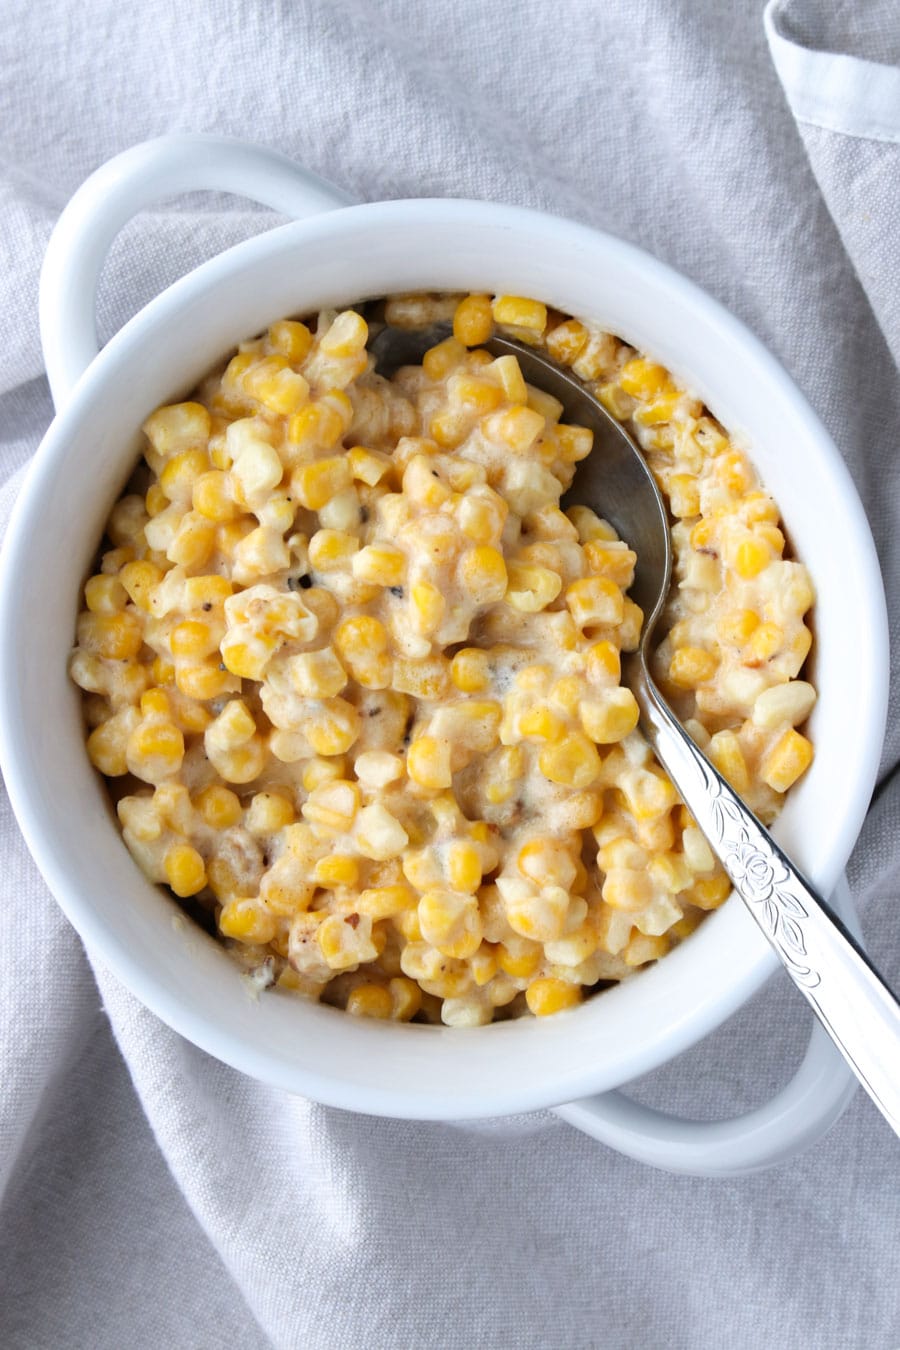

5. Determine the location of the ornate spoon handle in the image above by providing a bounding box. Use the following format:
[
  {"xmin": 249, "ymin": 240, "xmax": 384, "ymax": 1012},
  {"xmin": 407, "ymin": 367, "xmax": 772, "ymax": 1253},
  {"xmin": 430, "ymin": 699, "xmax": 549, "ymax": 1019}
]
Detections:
[{"xmin": 633, "ymin": 667, "xmax": 900, "ymax": 1136}]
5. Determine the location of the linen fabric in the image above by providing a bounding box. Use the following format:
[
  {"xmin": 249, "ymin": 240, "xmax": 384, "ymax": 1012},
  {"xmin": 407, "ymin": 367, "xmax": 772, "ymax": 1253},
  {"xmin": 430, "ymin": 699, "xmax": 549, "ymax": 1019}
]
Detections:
[{"xmin": 1, "ymin": 1, "xmax": 899, "ymax": 1346}]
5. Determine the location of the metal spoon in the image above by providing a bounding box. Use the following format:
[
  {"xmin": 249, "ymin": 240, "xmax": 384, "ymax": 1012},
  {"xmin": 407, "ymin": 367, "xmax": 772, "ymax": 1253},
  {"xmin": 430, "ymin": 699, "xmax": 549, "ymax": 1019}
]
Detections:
[{"xmin": 371, "ymin": 321, "xmax": 900, "ymax": 1136}]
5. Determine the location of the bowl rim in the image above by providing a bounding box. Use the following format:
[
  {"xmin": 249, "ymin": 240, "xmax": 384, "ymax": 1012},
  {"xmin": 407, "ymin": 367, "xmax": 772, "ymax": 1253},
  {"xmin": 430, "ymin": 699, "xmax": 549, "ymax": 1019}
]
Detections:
[{"xmin": 0, "ymin": 197, "xmax": 889, "ymax": 1116}]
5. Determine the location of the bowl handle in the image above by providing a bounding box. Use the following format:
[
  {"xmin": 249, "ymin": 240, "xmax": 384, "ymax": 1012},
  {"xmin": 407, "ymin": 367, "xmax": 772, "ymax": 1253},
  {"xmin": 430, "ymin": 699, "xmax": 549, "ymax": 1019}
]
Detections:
[
  {"xmin": 554, "ymin": 875, "xmax": 860, "ymax": 1175},
  {"xmin": 39, "ymin": 134, "xmax": 355, "ymax": 410}
]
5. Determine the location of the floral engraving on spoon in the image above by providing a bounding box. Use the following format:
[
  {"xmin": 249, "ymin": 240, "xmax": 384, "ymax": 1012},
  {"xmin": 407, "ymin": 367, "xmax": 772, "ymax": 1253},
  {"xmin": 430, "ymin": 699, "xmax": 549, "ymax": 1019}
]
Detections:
[{"xmin": 698, "ymin": 756, "xmax": 821, "ymax": 990}]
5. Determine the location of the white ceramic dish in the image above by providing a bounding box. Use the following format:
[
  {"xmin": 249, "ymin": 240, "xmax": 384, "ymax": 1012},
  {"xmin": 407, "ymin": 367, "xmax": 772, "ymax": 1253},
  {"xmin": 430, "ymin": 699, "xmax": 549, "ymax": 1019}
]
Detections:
[{"xmin": 0, "ymin": 136, "xmax": 888, "ymax": 1175}]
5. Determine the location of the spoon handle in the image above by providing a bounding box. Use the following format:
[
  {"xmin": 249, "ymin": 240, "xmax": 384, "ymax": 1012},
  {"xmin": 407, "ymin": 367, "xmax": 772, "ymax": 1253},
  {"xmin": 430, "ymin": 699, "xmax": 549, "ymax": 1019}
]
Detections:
[{"xmin": 635, "ymin": 674, "xmax": 900, "ymax": 1136}]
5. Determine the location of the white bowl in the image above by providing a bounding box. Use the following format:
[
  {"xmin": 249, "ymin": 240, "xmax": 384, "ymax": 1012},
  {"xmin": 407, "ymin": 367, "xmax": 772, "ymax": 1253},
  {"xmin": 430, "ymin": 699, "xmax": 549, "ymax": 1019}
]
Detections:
[{"xmin": 0, "ymin": 148, "xmax": 888, "ymax": 1122}]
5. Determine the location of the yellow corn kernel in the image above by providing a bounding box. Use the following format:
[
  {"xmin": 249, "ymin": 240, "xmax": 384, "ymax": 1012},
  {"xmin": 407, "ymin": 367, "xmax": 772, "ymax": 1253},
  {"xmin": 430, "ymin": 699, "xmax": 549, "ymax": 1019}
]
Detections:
[
  {"xmin": 308, "ymin": 529, "xmax": 359, "ymax": 571},
  {"xmin": 392, "ymin": 656, "xmax": 450, "ymax": 700},
  {"xmin": 419, "ymin": 335, "xmax": 464, "ymax": 381},
  {"xmin": 302, "ymin": 779, "xmax": 360, "ymax": 833},
  {"xmin": 549, "ymin": 676, "xmax": 582, "ymax": 717},
  {"xmin": 761, "ymin": 728, "xmax": 814, "ymax": 793},
  {"xmin": 195, "ymin": 785, "xmax": 243, "ymax": 828},
  {"xmin": 744, "ymin": 622, "xmax": 783, "ymax": 665},
  {"xmin": 118, "ymin": 560, "xmax": 163, "ymax": 612},
  {"xmin": 525, "ymin": 977, "xmax": 581, "ymax": 1017},
  {"xmin": 539, "ymin": 733, "xmax": 601, "ymax": 789},
  {"xmin": 489, "ymin": 353, "xmax": 528, "ymax": 403},
  {"xmin": 492, "ymin": 295, "xmax": 547, "ymax": 334},
  {"xmin": 333, "ymin": 616, "xmax": 389, "ymax": 667},
  {"xmin": 497, "ymin": 941, "xmax": 542, "ymax": 979},
  {"xmin": 458, "ymin": 546, "xmax": 507, "ymax": 603},
  {"xmin": 505, "ymin": 561, "xmax": 562, "ymax": 613},
  {"xmin": 84, "ymin": 574, "xmax": 127, "ymax": 614},
  {"xmin": 176, "ymin": 664, "xmax": 236, "ymax": 701},
  {"xmin": 292, "ymin": 455, "xmax": 353, "ymax": 510},
  {"xmin": 545, "ymin": 318, "xmax": 588, "ymax": 365},
  {"xmin": 581, "ymin": 688, "xmax": 640, "ymax": 744},
  {"xmin": 346, "ymin": 984, "xmax": 393, "ymax": 1019},
  {"xmin": 418, "ymin": 890, "xmax": 482, "ymax": 960},
  {"xmin": 483, "ymin": 406, "xmax": 546, "ymax": 454},
  {"xmin": 191, "ymin": 470, "xmax": 236, "ymax": 522},
  {"xmin": 169, "ymin": 618, "xmax": 215, "ymax": 659},
  {"xmin": 565, "ymin": 576, "xmax": 624, "ymax": 628},
  {"xmin": 164, "ymin": 844, "xmax": 207, "ymax": 898},
  {"xmin": 140, "ymin": 688, "xmax": 170, "ymax": 718},
  {"xmin": 518, "ymin": 838, "xmax": 577, "ymax": 889},
  {"xmin": 450, "ymin": 647, "xmax": 491, "ymax": 693},
  {"xmin": 182, "ymin": 575, "xmax": 232, "ymax": 609},
  {"xmin": 142, "ymin": 401, "xmax": 211, "ymax": 456},
  {"xmin": 268, "ymin": 319, "xmax": 313, "ymax": 363},
  {"xmin": 669, "ymin": 474, "xmax": 701, "ymax": 518},
  {"xmin": 690, "ymin": 518, "xmax": 715, "ymax": 550},
  {"xmin": 716, "ymin": 450, "xmax": 752, "ymax": 494},
  {"xmin": 447, "ymin": 841, "xmax": 483, "ymax": 893},
  {"xmin": 733, "ymin": 536, "xmax": 771, "ymax": 580},
  {"xmin": 287, "ymin": 402, "xmax": 344, "ymax": 451},
  {"xmin": 402, "ymin": 455, "xmax": 452, "ymax": 508},
  {"xmin": 389, "ymin": 976, "xmax": 422, "ymax": 1021},
  {"xmin": 159, "ymin": 448, "xmax": 210, "ymax": 502},
  {"xmin": 586, "ymin": 639, "xmax": 621, "ymax": 685},
  {"xmin": 351, "ymin": 543, "xmax": 406, "ymax": 587},
  {"xmin": 320, "ymin": 309, "xmax": 368, "ymax": 358},
  {"xmin": 688, "ymin": 872, "xmax": 732, "ymax": 911},
  {"xmin": 596, "ymin": 382, "xmax": 634, "ymax": 420},
  {"xmin": 305, "ymin": 699, "xmax": 361, "ymax": 757},
  {"xmin": 127, "ymin": 720, "xmax": 185, "ymax": 780},
  {"xmin": 457, "ymin": 490, "xmax": 507, "ymax": 543},
  {"xmin": 359, "ymin": 885, "xmax": 417, "ymax": 921},
  {"xmin": 407, "ymin": 736, "xmax": 453, "ymax": 790},
  {"xmin": 411, "ymin": 581, "xmax": 446, "ymax": 634},
  {"xmin": 76, "ymin": 610, "xmax": 144, "ymax": 660},
  {"xmin": 289, "ymin": 647, "xmax": 347, "ymax": 699},
  {"xmin": 219, "ymin": 900, "xmax": 277, "ymax": 945},
  {"xmin": 718, "ymin": 609, "xmax": 760, "ymax": 646},
  {"xmin": 86, "ymin": 717, "xmax": 132, "ymax": 777},
  {"xmin": 669, "ymin": 646, "xmax": 718, "ymax": 687},
  {"xmin": 313, "ymin": 855, "xmax": 358, "ymax": 888},
  {"xmin": 151, "ymin": 656, "xmax": 175, "ymax": 686},
  {"xmin": 708, "ymin": 730, "xmax": 750, "ymax": 794},
  {"xmin": 453, "ymin": 294, "xmax": 494, "ymax": 346},
  {"xmin": 245, "ymin": 792, "xmax": 295, "ymax": 834},
  {"xmin": 348, "ymin": 445, "xmax": 391, "ymax": 486},
  {"xmin": 618, "ymin": 358, "xmax": 672, "ymax": 400},
  {"xmin": 299, "ymin": 757, "xmax": 345, "ymax": 792},
  {"xmin": 519, "ymin": 705, "xmax": 565, "ymax": 742},
  {"xmin": 623, "ymin": 933, "xmax": 670, "ymax": 967}
]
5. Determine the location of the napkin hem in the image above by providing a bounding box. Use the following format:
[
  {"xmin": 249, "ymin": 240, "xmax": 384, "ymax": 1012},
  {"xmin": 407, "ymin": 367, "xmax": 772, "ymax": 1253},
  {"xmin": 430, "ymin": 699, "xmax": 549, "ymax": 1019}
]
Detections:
[{"xmin": 764, "ymin": 0, "xmax": 900, "ymax": 145}]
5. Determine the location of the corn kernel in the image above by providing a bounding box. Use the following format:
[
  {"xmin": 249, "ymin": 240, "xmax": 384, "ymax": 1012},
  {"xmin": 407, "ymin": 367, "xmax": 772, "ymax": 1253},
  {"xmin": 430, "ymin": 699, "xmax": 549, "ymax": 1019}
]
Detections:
[
  {"xmin": 143, "ymin": 401, "xmax": 211, "ymax": 457},
  {"xmin": 539, "ymin": 733, "xmax": 601, "ymax": 788},
  {"xmin": 565, "ymin": 577, "xmax": 624, "ymax": 628},
  {"xmin": 519, "ymin": 705, "xmax": 565, "ymax": 742},
  {"xmin": 733, "ymin": 537, "xmax": 771, "ymax": 580},
  {"xmin": 458, "ymin": 546, "xmax": 507, "ymax": 603},
  {"xmin": 525, "ymin": 977, "xmax": 581, "ymax": 1016},
  {"xmin": 483, "ymin": 406, "xmax": 545, "ymax": 455},
  {"xmin": 287, "ymin": 402, "xmax": 344, "ymax": 451},
  {"xmin": 505, "ymin": 561, "xmax": 562, "ymax": 613},
  {"xmin": 586, "ymin": 640, "xmax": 621, "ymax": 685},
  {"xmin": 708, "ymin": 730, "xmax": 750, "ymax": 794},
  {"xmin": 320, "ymin": 310, "xmax": 368, "ymax": 358},
  {"xmin": 619, "ymin": 358, "xmax": 672, "ymax": 400},
  {"xmin": 492, "ymin": 295, "xmax": 547, "ymax": 333},
  {"xmin": 447, "ymin": 841, "xmax": 483, "ymax": 893},
  {"xmin": 453, "ymin": 294, "xmax": 493, "ymax": 346},
  {"xmin": 407, "ymin": 735, "xmax": 453, "ymax": 790},
  {"xmin": 305, "ymin": 699, "xmax": 361, "ymax": 757},
  {"xmin": 268, "ymin": 319, "xmax": 313, "ymax": 363},
  {"xmin": 745, "ymin": 622, "xmax": 783, "ymax": 665},
  {"xmin": 450, "ymin": 647, "xmax": 491, "ymax": 693},
  {"xmin": 545, "ymin": 318, "xmax": 588, "ymax": 365},
  {"xmin": 669, "ymin": 646, "xmax": 718, "ymax": 687},
  {"xmin": 352, "ymin": 544, "xmax": 406, "ymax": 587},
  {"xmin": 164, "ymin": 844, "xmax": 207, "ymax": 897},
  {"xmin": 688, "ymin": 872, "xmax": 732, "ymax": 910},
  {"xmin": 346, "ymin": 984, "xmax": 393, "ymax": 1019},
  {"xmin": 761, "ymin": 728, "xmax": 814, "ymax": 793},
  {"xmin": 84, "ymin": 574, "xmax": 127, "ymax": 614},
  {"xmin": 411, "ymin": 581, "xmax": 446, "ymax": 635},
  {"xmin": 219, "ymin": 899, "xmax": 277, "ymax": 945},
  {"xmin": 580, "ymin": 688, "xmax": 640, "ymax": 744},
  {"xmin": 292, "ymin": 456, "xmax": 353, "ymax": 510},
  {"xmin": 418, "ymin": 890, "xmax": 482, "ymax": 960},
  {"xmin": 195, "ymin": 784, "xmax": 243, "ymax": 828}
]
